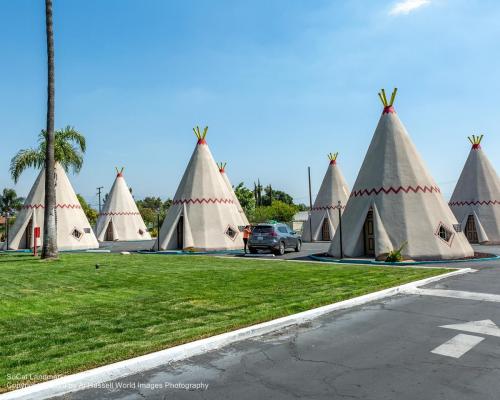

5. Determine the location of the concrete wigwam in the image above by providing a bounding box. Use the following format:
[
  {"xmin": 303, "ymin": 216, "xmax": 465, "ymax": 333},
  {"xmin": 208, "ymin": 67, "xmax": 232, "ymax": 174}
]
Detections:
[
  {"xmin": 95, "ymin": 168, "xmax": 152, "ymax": 242},
  {"xmin": 155, "ymin": 127, "xmax": 244, "ymax": 251},
  {"xmin": 217, "ymin": 162, "xmax": 249, "ymax": 226},
  {"xmin": 328, "ymin": 89, "xmax": 473, "ymax": 260},
  {"xmin": 4, "ymin": 163, "xmax": 98, "ymax": 250},
  {"xmin": 302, "ymin": 153, "xmax": 350, "ymax": 242},
  {"xmin": 449, "ymin": 135, "xmax": 500, "ymax": 244}
]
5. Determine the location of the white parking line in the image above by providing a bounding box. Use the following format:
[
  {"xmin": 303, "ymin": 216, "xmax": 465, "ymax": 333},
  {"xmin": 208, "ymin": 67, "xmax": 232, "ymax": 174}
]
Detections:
[
  {"xmin": 404, "ymin": 288, "xmax": 500, "ymax": 303},
  {"xmin": 431, "ymin": 334, "xmax": 484, "ymax": 358}
]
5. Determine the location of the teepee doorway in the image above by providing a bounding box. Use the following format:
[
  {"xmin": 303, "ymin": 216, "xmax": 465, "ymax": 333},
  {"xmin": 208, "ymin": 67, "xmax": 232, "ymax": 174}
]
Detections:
[
  {"xmin": 25, "ymin": 219, "xmax": 33, "ymax": 249},
  {"xmin": 363, "ymin": 209, "xmax": 375, "ymax": 256},
  {"xmin": 105, "ymin": 221, "xmax": 114, "ymax": 241},
  {"xmin": 464, "ymin": 215, "xmax": 479, "ymax": 244},
  {"xmin": 321, "ymin": 218, "xmax": 330, "ymax": 241},
  {"xmin": 176, "ymin": 216, "xmax": 184, "ymax": 249}
]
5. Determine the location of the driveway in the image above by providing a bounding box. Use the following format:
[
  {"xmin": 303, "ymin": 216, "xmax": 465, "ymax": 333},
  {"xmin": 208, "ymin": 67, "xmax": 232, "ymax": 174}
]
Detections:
[{"xmin": 240, "ymin": 241, "xmax": 331, "ymax": 260}]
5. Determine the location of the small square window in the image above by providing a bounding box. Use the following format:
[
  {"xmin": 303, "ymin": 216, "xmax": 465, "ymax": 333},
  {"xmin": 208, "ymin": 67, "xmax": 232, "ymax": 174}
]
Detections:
[
  {"xmin": 435, "ymin": 222, "xmax": 455, "ymax": 246},
  {"xmin": 72, "ymin": 228, "xmax": 83, "ymax": 240},
  {"xmin": 225, "ymin": 225, "xmax": 239, "ymax": 241},
  {"xmin": 84, "ymin": 228, "xmax": 91, "ymax": 234}
]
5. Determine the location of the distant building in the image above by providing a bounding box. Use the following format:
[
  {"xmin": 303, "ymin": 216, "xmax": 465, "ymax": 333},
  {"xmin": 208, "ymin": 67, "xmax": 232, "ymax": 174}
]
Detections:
[{"xmin": 291, "ymin": 211, "xmax": 309, "ymax": 234}]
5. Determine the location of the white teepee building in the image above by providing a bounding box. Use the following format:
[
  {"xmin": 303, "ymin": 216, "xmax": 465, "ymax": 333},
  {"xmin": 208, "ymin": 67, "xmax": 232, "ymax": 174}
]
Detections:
[
  {"xmin": 217, "ymin": 162, "xmax": 249, "ymax": 226},
  {"xmin": 449, "ymin": 135, "xmax": 500, "ymax": 244},
  {"xmin": 5, "ymin": 163, "xmax": 99, "ymax": 250},
  {"xmin": 302, "ymin": 153, "xmax": 350, "ymax": 242},
  {"xmin": 95, "ymin": 168, "xmax": 152, "ymax": 242},
  {"xmin": 155, "ymin": 127, "xmax": 244, "ymax": 251},
  {"xmin": 328, "ymin": 89, "xmax": 473, "ymax": 260}
]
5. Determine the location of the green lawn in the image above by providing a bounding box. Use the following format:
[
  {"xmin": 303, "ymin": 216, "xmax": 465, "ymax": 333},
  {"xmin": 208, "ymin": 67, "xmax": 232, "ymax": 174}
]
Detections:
[{"xmin": 0, "ymin": 253, "xmax": 447, "ymax": 391}]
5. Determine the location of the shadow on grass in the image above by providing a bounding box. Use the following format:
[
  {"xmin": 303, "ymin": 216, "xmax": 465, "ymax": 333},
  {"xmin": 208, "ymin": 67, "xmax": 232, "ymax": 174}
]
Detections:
[{"xmin": 0, "ymin": 255, "xmax": 38, "ymax": 263}]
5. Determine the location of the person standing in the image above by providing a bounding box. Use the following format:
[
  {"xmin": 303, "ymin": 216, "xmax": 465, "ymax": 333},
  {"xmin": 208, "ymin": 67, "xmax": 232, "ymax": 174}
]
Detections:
[{"xmin": 243, "ymin": 225, "xmax": 252, "ymax": 254}]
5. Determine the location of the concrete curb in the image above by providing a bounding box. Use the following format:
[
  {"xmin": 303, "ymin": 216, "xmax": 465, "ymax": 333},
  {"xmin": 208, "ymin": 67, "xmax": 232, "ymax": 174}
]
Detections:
[
  {"xmin": 214, "ymin": 255, "xmax": 462, "ymax": 269},
  {"xmin": 309, "ymin": 254, "xmax": 500, "ymax": 266},
  {"xmin": 0, "ymin": 268, "xmax": 473, "ymax": 400}
]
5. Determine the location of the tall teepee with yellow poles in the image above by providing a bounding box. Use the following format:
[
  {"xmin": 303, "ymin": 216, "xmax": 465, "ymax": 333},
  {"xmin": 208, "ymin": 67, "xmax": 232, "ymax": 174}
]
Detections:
[
  {"xmin": 449, "ymin": 135, "xmax": 500, "ymax": 244},
  {"xmin": 155, "ymin": 126, "xmax": 244, "ymax": 251},
  {"xmin": 302, "ymin": 153, "xmax": 350, "ymax": 242},
  {"xmin": 328, "ymin": 89, "xmax": 473, "ymax": 260}
]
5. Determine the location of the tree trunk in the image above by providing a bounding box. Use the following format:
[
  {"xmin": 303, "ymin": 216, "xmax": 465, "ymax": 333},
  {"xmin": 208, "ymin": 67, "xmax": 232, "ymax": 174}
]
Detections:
[{"xmin": 42, "ymin": 0, "xmax": 58, "ymax": 259}]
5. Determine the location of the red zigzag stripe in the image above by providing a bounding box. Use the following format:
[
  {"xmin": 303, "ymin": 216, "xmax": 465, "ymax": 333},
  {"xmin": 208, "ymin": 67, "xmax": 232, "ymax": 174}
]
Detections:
[
  {"xmin": 350, "ymin": 185, "xmax": 441, "ymax": 198},
  {"xmin": 99, "ymin": 211, "xmax": 141, "ymax": 216},
  {"xmin": 173, "ymin": 198, "xmax": 234, "ymax": 205},
  {"xmin": 23, "ymin": 203, "xmax": 82, "ymax": 209},
  {"xmin": 449, "ymin": 200, "xmax": 500, "ymax": 206},
  {"xmin": 312, "ymin": 205, "xmax": 346, "ymax": 211}
]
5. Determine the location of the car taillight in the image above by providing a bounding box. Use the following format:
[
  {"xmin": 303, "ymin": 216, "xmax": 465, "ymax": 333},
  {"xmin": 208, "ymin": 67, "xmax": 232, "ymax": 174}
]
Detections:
[{"xmin": 271, "ymin": 230, "xmax": 278, "ymax": 237}]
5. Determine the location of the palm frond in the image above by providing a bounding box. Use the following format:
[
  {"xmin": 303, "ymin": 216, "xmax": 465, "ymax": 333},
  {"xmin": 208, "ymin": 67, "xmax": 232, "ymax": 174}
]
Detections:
[
  {"xmin": 56, "ymin": 126, "xmax": 86, "ymax": 153},
  {"xmin": 12, "ymin": 126, "xmax": 86, "ymax": 180},
  {"xmin": 10, "ymin": 148, "xmax": 45, "ymax": 183}
]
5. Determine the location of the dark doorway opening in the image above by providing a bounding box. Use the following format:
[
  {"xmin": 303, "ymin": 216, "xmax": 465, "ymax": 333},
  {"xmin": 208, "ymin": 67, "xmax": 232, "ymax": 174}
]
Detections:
[
  {"xmin": 464, "ymin": 215, "xmax": 479, "ymax": 244},
  {"xmin": 321, "ymin": 218, "xmax": 330, "ymax": 241},
  {"xmin": 105, "ymin": 221, "xmax": 114, "ymax": 241},
  {"xmin": 363, "ymin": 209, "xmax": 375, "ymax": 256},
  {"xmin": 25, "ymin": 219, "xmax": 33, "ymax": 249},
  {"xmin": 176, "ymin": 216, "xmax": 184, "ymax": 249}
]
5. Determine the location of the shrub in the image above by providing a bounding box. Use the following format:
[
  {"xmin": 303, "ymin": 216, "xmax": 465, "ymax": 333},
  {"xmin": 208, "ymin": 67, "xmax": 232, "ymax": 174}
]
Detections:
[{"xmin": 385, "ymin": 241, "xmax": 408, "ymax": 263}]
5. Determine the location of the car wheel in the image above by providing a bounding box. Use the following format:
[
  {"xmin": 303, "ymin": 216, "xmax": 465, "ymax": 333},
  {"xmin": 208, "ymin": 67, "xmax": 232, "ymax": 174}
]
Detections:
[
  {"xmin": 295, "ymin": 240, "xmax": 301, "ymax": 252},
  {"xmin": 274, "ymin": 241, "xmax": 285, "ymax": 256}
]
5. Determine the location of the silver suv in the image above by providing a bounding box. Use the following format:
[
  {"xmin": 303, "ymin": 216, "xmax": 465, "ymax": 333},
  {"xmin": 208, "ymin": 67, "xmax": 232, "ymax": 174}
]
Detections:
[{"xmin": 248, "ymin": 223, "xmax": 302, "ymax": 256}]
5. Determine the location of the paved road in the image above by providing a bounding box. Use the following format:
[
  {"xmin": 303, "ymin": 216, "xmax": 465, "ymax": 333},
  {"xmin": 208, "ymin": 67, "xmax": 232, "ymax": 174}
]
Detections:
[{"xmin": 52, "ymin": 245, "xmax": 500, "ymax": 400}]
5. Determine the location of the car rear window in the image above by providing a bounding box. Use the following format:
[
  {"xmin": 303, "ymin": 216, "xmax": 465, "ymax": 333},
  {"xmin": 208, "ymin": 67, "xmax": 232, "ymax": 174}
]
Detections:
[{"xmin": 253, "ymin": 226, "xmax": 274, "ymax": 234}]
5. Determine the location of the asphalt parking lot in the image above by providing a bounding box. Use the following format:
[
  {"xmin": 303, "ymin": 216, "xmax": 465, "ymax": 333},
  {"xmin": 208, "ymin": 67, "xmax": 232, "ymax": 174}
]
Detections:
[{"xmin": 98, "ymin": 239, "xmax": 331, "ymax": 260}]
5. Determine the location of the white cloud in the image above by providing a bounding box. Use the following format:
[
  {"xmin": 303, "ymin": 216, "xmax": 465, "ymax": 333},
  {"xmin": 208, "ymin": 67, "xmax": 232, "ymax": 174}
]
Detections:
[{"xmin": 389, "ymin": 0, "xmax": 430, "ymax": 16}]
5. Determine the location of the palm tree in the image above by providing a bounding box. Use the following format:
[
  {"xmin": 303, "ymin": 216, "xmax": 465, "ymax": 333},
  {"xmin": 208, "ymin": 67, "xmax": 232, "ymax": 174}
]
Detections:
[
  {"xmin": 10, "ymin": 127, "xmax": 86, "ymax": 183},
  {"xmin": 44, "ymin": 0, "xmax": 57, "ymax": 259},
  {"xmin": 0, "ymin": 188, "xmax": 24, "ymax": 246},
  {"xmin": 0, "ymin": 189, "xmax": 24, "ymax": 215}
]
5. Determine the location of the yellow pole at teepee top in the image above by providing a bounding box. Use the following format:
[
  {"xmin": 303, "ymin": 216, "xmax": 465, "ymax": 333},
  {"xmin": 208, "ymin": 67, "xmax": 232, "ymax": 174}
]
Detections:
[
  {"xmin": 378, "ymin": 88, "xmax": 398, "ymax": 107},
  {"xmin": 389, "ymin": 88, "xmax": 398, "ymax": 106}
]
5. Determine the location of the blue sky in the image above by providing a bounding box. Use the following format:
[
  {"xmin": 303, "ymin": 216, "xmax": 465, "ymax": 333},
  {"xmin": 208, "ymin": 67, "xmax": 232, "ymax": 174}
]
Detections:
[{"xmin": 1, "ymin": 0, "xmax": 499, "ymax": 208}]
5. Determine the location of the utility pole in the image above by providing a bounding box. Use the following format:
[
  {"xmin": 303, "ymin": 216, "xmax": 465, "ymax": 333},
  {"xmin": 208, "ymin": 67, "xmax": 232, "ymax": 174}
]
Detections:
[
  {"xmin": 157, "ymin": 206, "xmax": 161, "ymax": 252},
  {"xmin": 97, "ymin": 186, "xmax": 104, "ymax": 213},
  {"xmin": 307, "ymin": 167, "xmax": 314, "ymax": 242},
  {"xmin": 338, "ymin": 200, "xmax": 343, "ymax": 259},
  {"xmin": 5, "ymin": 212, "xmax": 9, "ymax": 249}
]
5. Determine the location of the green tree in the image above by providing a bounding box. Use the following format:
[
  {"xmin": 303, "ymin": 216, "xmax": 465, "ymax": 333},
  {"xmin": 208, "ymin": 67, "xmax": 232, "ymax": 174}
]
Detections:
[
  {"xmin": 0, "ymin": 189, "xmax": 24, "ymax": 215},
  {"xmin": 0, "ymin": 189, "xmax": 24, "ymax": 242},
  {"xmin": 296, "ymin": 203, "xmax": 308, "ymax": 211},
  {"xmin": 76, "ymin": 194, "xmax": 98, "ymax": 226},
  {"xmin": 136, "ymin": 197, "xmax": 172, "ymax": 234},
  {"xmin": 272, "ymin": 190, "xmax": 294, "ymax": 205},
  {"xmin": 10, "ymin": 127, "xmax": 86, "ymax": 183},
  {"xmin": 234, "ymin": 183, "xmax": 256, "ymax": 219},
  {"xmin": 252, "ymin": 201, "xmax": 298, "ymax": 224}
]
